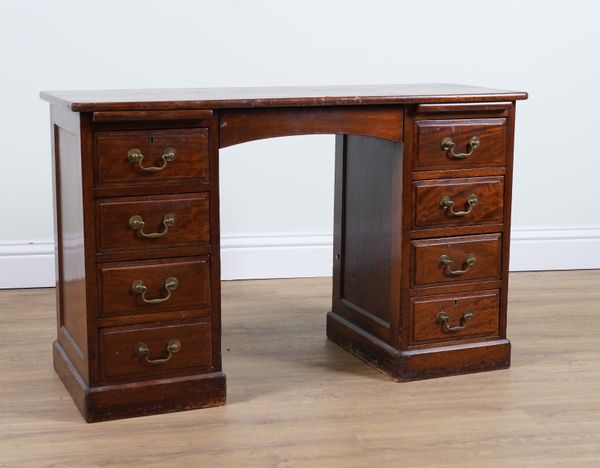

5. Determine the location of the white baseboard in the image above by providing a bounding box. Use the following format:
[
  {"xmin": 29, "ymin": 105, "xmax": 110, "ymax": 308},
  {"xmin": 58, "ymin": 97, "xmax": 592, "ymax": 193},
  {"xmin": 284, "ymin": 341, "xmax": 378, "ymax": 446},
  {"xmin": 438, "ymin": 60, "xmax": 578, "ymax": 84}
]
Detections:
[
  {"xmin": 1, "ymin": 227, "xmax": 599, "ymax": 288},
  {"xmin": 221, "ymin": 234, "xmax": 333, "ymax": 280},
  {"xmin": 0, "ymin": 243, "xmax": 56, "ymax": 289},
  {"xmin": 509, "ymin": 227, "xmax": 600, "ymax": 271}
]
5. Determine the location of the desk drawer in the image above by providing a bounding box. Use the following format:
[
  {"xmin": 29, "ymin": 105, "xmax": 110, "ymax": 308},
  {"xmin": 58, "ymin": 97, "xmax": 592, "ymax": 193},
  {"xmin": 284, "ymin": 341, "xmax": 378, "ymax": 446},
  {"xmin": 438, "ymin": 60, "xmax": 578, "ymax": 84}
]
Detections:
[
  {"xmin": 100, "ymin": 319, "xmax": 213, "ymax": 380},
  {"xmin": 97, "ymin": 193, "xmax": 210, "ymax": 253},
  {"xmin": 412, "ymin": 234, "xmax": 501, "ymax": 287},
  {"xmin": 413, "ymin": 176, "xmax": 504, "ymax": 229},
  {"xmin": 414, "ymin": 118, "xmax": 507, "ymax": 169},
  {"xmin": 99, "ymin": 256, "xmax": 211, "ymax": 318},
  {"xmin": 95, "ymin": 128, "xmax": 210, "ymax": 187},
  {"xmin": 411, "ymin": 290, "xmax": 499, "ymax": 344}
]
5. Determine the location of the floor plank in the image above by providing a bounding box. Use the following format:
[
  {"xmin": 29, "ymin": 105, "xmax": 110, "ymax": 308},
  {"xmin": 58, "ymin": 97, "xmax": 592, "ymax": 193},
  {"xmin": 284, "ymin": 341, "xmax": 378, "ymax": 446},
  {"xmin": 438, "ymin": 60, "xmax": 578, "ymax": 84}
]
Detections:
[{"xmin": 1, "ymin": 271, "xmax": 599, "ymax": 467}]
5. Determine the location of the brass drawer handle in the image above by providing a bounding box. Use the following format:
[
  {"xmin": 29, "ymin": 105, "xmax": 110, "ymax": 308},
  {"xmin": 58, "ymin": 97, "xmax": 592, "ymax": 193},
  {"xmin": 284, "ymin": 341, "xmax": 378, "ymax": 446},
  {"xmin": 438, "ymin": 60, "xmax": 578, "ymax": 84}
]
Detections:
[
  {"xmin": 129, "ymin": 213, "xmax": 177, "ymax": 239},
  {"xmin": 439, "ymin": 253, "xmax": 476, "ymax": 276},
  {"xmin": 441, "ymin": 136, "xmax": 480, "ymax": 159},
  {"xmin": 127, "ymin": 147, "xmax": 176, "ymax": 172},
  {"xmin": 131, "ymin": 277, "xmax": 179, "ymax": 304},
  {"xmin": 440, "ymin": 194, "xmax": 478, "ymax": 217},
  {"xmin": 436, "ymin": 310, "xmax": 474, "ymax": 333},
  {"xmin": 134, "ymin": 339, "xmax": 181, "ymax": 364}
]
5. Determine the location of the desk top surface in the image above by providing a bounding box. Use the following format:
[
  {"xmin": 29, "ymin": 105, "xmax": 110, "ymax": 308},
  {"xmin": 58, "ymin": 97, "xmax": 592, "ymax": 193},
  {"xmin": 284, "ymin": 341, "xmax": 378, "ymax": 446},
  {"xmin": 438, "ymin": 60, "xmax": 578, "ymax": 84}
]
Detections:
[{"xmin": 40, "ymin": 83, "xmax": 527, "ymax": 112}]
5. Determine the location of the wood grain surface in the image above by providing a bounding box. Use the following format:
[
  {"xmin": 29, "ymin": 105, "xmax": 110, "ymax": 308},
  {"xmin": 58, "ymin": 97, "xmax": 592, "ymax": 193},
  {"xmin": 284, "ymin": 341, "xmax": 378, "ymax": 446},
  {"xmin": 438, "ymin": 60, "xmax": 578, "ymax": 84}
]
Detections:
[
  {"xmin": 411, "ymin": 289, "xmax": 500, "ymax": 344},
  {"xmin": 411, "ymin": 234, "xmax": 502, "ymax": 287},
  {"xmin": 414, "ymin": 118, "xmax": 507, "ymax": 169},
  {"xmin": 40, "ymin": 83, "xmax": 528, "ymax": 111},
  {"xmin": 1, "ymin": 271, "xmax": 599, "ymax": 467},
  {"xmin": 98, "ymin": 256, "xmax": 211, "ymax": 318},
  {"xmin": 95, "ymin": 128, "xmax": 210, "ymax": 187},
  {"xmin": 219, "ymin": 106, "xmax": 404, "ymax": 147},
  {"xmin": 96, "ymin": 193, "xmax": 211, "ymax": 253},
  {"xmin": 100, "ymin": 319, "xmax": 213, "ymax": 380},
  {"xmin": 413, "ymin": 176, "xmax": 504, "ymax": 229}
]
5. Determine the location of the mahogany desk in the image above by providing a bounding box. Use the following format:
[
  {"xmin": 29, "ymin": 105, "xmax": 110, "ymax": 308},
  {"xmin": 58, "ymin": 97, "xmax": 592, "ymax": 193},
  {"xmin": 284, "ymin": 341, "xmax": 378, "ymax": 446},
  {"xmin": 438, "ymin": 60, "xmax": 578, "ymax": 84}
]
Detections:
[{"xmin": 40, "ymin": 84, "xmax": 527, "ymax": 422}]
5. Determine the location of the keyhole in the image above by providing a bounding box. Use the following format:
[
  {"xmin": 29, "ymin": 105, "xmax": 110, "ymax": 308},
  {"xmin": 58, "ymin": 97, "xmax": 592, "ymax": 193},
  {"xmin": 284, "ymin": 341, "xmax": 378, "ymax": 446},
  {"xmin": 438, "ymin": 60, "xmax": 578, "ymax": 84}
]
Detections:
[
  {"xmin": 453, "ymin": 299, "xmax": 458, "ymax": 307},
  {"xmin": 149, "ymin": 136, "xmax": 155, "ymax": 144}
]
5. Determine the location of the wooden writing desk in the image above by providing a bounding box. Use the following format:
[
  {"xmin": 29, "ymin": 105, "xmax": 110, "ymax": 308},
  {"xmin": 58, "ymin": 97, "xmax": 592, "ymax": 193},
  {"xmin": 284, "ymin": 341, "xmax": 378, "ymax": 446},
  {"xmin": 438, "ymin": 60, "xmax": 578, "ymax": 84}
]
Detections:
[{"xmin": 40, "ymin": 84, "xmax": 527, "ymax": 422}]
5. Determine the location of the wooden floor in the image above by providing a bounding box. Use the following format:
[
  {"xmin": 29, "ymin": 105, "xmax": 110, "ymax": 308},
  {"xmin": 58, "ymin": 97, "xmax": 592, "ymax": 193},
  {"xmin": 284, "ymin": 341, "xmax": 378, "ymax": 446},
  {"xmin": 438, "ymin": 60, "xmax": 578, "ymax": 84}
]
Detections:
[{"xmin": 1, "ymin": 271, "xmax": 600, "ymax": 467}]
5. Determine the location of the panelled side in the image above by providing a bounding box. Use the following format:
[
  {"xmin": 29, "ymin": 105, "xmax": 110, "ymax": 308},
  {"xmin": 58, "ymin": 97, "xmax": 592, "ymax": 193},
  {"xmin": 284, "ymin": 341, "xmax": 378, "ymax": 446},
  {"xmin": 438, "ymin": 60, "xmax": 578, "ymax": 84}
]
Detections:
[
  {"xmin": 51, "ymin": 105, "xmax": 89, "ymax": 383},
  {"xmin": 331, "ymin": 135, "xmax": 403, "ymax": 344},
  {"xmin": 498, "ymin": 103, "xmax": 517, "ymax": 339}
]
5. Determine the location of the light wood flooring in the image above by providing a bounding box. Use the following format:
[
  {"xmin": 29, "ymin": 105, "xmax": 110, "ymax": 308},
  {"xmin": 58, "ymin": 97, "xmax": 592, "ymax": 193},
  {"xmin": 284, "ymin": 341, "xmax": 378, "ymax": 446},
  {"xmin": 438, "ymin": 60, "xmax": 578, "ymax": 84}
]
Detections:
[{"xmin": 1, "ymin": 271, "xmax": 600, "ymax": 467}]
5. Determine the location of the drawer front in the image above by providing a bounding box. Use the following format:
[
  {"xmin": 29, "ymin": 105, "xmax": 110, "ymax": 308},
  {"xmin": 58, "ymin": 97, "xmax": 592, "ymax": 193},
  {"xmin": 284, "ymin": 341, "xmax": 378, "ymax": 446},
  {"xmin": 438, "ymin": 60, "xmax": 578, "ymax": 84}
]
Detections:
[
  {"xmin": 99, "ymin": 257, "xmax": 211, "ymax": 318},
  {"xmin": 95, "ymin": 128, "xmax": 210, "ymax": 186},
  {"xmin": 412, "ymin": 290, "xmax": 499, "ymax": 344},
  {"xmin": 100, "ymin": 319, "xmax": 213, "ymax": 380},
  {"xmin": 97, "ymin": 193, "xmax": 210, "ymax": 252},
  {"xmin": 414, "ymin": 118, "xmax": 507, "ymax": 169},
  {"xmin": 412, "ymin": 234, "xmax": 501, "ymax": 287},
  {"xmin": 414, "ymin": 176, "xmax": 504, "ymax": 229}
]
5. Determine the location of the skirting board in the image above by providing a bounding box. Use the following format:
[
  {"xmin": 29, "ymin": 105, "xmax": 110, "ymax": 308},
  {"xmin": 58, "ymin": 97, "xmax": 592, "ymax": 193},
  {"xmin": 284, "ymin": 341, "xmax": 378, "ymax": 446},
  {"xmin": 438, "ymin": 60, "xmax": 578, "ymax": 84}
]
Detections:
[{"xmin": 1, "ymin": 228, "xmax": 599, "ymax": 288}]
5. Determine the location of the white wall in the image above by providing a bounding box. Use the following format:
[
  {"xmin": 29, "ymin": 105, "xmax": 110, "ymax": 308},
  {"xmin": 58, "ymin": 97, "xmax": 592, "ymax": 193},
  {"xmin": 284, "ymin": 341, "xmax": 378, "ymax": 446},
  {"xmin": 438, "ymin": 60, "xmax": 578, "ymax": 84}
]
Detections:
[{"xmin": 1, "ymin": 0, "xmax": 599, "ymax": 288}]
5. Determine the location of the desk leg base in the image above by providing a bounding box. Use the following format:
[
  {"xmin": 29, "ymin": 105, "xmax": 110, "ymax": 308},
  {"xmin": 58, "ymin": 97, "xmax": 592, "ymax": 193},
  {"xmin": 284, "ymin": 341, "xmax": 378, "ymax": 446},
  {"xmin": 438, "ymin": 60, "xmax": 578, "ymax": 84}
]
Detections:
[
  {"xmin": 53, "ymin": 341, "xmax": 226, "ymax": 422},
  {"xmin": 326, "ymin": 311, "xmax": 511, "ymax": 381}
]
